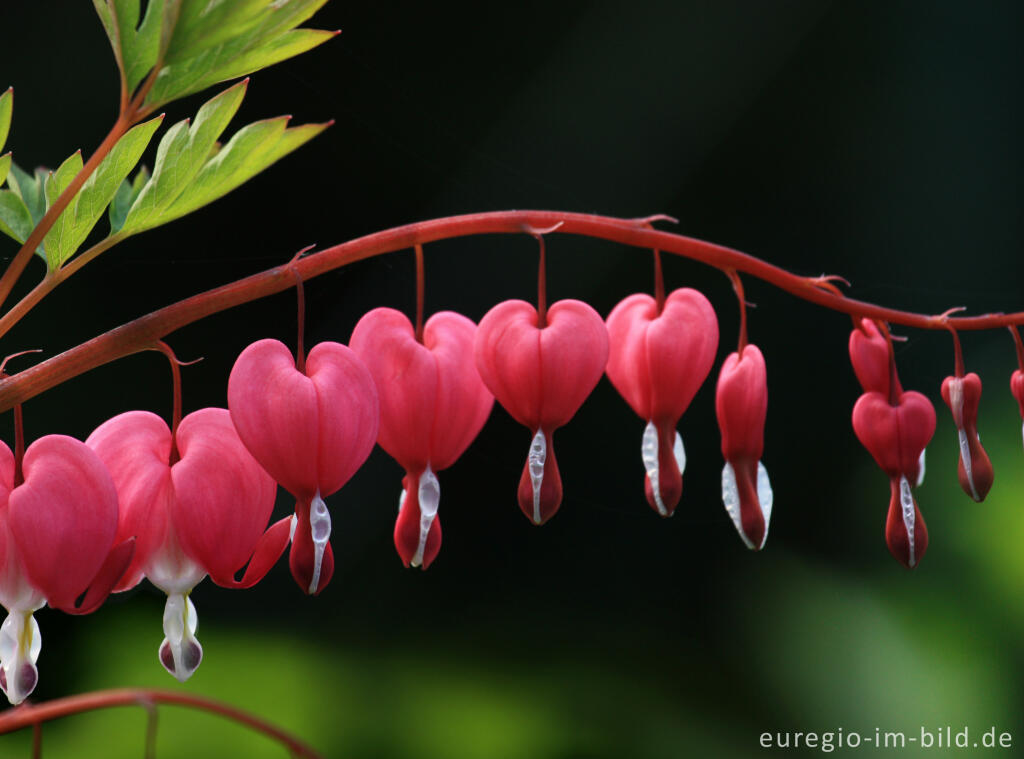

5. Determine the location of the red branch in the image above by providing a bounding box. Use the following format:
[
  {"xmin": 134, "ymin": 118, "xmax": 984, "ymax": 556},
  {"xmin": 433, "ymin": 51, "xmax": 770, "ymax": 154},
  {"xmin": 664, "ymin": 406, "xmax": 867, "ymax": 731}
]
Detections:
[
  {"xmin": 0, "ymin": 688, "xmax": 322, "ymax": 758},
  {"xmin": 0, "ymin": 210, "xmax": 1021, "ymax": 412}
]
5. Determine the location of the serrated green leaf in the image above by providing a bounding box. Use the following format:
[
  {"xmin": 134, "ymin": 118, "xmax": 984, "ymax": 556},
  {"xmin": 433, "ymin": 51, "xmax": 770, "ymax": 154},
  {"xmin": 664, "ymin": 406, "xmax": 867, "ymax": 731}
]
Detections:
[
  {"xmin": 43, "ymin": 152, "xmax": 84, "ymax": 269},
  {"xmin": 59, "ymin": 115, "xmax": 162, "ymax": 258},
  {"xmin": 159, "ymin": 117, "xmax": 329, "ymax": 224},
  {"xmin": 0, "ymin": 88, "xmax": 12, "ymax": 155},
  {"xmin": 93, "ymin": 0, "xmax": 167, "ymax": 96},
  {"xmin": 121, "ymin": 80, "xmax": 247, "ymax": 234},
  {"xmin": 108, "ymin": 164, "xmax": 149, "ymax": 233},
  {"xmin": 7, "ymin": 164, "xmax": 48, "ymax": 230},
  {"xmin": 144, "ymin": 0, "xmax": 331, "ymax": 108},
  {"xmin": 0, "ymin": 191, "xmax": 33, "ymax": 245},
  {"xmin": 0, "ymin": 154, "xmax": 10, "ymax": 188}
]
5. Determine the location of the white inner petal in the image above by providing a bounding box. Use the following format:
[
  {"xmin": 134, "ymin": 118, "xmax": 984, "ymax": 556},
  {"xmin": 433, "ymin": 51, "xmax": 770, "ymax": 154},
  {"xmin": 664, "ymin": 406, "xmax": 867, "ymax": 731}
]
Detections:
[
  {"xmin": 721, "ymin": 462, "xmax": 754, "ymax": 550},
  {"xmin": 0, "ymin": 610, "xmax": 41, "ymax": 705},
  {"xmin": 160, "ymin": 592, "xmax": 202, "ymax": 682},
  {"xmin": 411, "ymin": 466, "xmax": 441, "ymax": 568},
  {"xmin": 641, "ymin": 421, "xmax": 667, "ymax": 516},
  {"xmin": 528, "ymin": 429, "xmax": 547, "ymax": 524},
  {"xmin": 899, "ymin": 475, "xmax": 917, "ymax": 568},
  {"xmin": 957, "ymin": 427, "xmax": 979, "ymax": 500},
  {"xmin": 673, "ymin": 432, "xmax": 686, "ymax": 475},
  {"xmin": 916, "ymin": 449, "xmax": 927, "ymax": 487},
  {"xmin": 308, "ymin": 491, "xmax": 332, "ymax": 594},
  {"xmin": 756, "ymin": 460, "xmax": 773, "ymax": 550}
]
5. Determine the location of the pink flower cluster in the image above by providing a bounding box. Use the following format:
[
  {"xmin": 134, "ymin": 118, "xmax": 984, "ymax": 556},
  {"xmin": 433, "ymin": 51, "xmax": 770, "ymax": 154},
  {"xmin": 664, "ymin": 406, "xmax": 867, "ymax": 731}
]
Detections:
[{"xmin": 6, "ymin": 285, "xmax": 1007, "ymax": 704}]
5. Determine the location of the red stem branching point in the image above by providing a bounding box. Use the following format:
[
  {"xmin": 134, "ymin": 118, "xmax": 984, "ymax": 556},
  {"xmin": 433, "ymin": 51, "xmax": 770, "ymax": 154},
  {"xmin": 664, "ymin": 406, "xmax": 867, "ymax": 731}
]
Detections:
[
  {"xmin": 0, "ymin": 689, "xmax": 322, "ymax": 758},
  {"xmin": 1, "ymin": 211, "xmax": 1024, "ymax": 412}
]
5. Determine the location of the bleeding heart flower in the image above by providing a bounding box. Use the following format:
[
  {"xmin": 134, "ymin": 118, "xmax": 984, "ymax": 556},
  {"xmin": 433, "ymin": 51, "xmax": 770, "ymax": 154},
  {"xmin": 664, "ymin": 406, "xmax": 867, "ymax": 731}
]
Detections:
[
  {"xmin": 474, "ymin": 299, "xmax": 608, "ymax": 524},
  {"xmin": 88, "ymin": 408, "xmax": 287, "ymax": 682},
  {"xmin": 715, "ymin": 344, "xmax": 772, "ymax": 550},
  {"xmin": 940, "ymin": 373, "xmax": 993, "ymax": 502},
  {"xmin": 350, "ymin": 308, "xmax": 493, "ymax": 569},
  {"xmin": 606, "ymin": 288, "xmax": 718, "ymax": 516},
  {"xmin": 0, "ymin": 435, "xmax": 133, "ymax": 704},
  {"xmin": 849, "ymin": 318, "xmax": 892, "ymax": 396},
  {"xmin": 228, "ymin": 339, "xmax": 379, "ymax": 595},
  {"xmin": 851, "ymin": 390, "xmax": 936, "ymax": 568}
]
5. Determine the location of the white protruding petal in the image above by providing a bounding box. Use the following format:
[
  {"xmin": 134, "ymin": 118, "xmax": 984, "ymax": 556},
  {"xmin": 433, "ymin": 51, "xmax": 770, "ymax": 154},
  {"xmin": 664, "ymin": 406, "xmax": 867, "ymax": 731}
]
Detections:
[
  {"xmin": 756, "ymin": 460, "xmax": 773, "ymax": 549},
  {"xmin": 899, "ymin": 475, "xmax": 917, "ymax": 568},
  {"xmin": 159, "ymin": 592, "xmax": 202, "ymax": 682},
  {"xmin": 528, "ymin": 429, "xmax": 547, "ymax": 525},
  {"xmin": 398, "ymin": 487, "xmax": 407, "ymax": 515},
  {"xmin": 721, "ymin": 462, "xmax": 754, "ymax": 550},
  {"xmin": 915, "ymin": 449, "xmax": 926, "ymax": 487},
  {"xmin": 641, "ymin": 421, "xmax": 667, "ymax": 516},
  {"xmin": 411, "ymin": 466, "xmax": 441, "ymax": 568},
  {"xmin": 957, "ymin": 427, "xmax": 979, "ymax": 500},
  {"xmin": 288, "ymin": 513, "xmax": 298, "ymax": 542},
  {"xmin": 0, "ymin": 610, "xmax": 41, "ymax": 705},
  {"xmin": 308, "ymin": 491, "xmax": 332, "ymax": 594},
  {"xmin": 673, "ymin": 432, "xmax": 686, "ymax": 475}
]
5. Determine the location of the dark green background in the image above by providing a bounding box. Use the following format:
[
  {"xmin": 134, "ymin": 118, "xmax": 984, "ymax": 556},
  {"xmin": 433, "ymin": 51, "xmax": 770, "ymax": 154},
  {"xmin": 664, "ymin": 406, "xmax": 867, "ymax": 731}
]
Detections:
[{"xmin": 1, "ymin": 2, "xmax": 1023, "ymax": 757}]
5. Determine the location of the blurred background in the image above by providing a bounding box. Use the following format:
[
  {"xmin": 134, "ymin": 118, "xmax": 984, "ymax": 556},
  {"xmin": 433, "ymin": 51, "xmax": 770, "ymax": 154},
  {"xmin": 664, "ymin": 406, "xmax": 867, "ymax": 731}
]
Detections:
[{"xmin": 2, "ymin": 1, "xmax": 1024, "ymax": 756}]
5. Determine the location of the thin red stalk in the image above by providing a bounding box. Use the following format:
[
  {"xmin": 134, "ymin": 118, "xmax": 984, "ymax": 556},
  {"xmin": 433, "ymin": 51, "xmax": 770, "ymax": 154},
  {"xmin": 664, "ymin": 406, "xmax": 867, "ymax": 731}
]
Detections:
[
  {"xmin": 653, "ymin": 249, "xmax": 665, "ymax": 315},
  {"xmin": 151, "ymin": 341, "xmax": 183, "ymax": 464},
  {"xmin": 1009, "ymin": 325, "xmax": 1024, "ymax": 372},
  {"xmin": 725, "ymin": 268, "xmax": 748, "ymax": 352},
  {"xmin": 0, "ymin": 689, "xmax": 322, "ymax": 758},
  {"xmin": 414, "ymin": 243, "xmax": 425, "ymax": 344},
  {"xmin": 878, "ymin": 321, "xmax": 905, "ymax": 403},
  {"xmin": 535, "ymin": 234, "xmax": 548, "ymax": 328},
  {"xmin": 947, "ymin": 325, "xmax": 965, "ymax": 378},
  {"xmin": 295, "ymin": 273, "xmax": 307, "ymax": 374},
  {"xmin": 31, "ymin": 721, "xmax": 40, "ymax": 759},
  {"xmin": 12, "ymin": 403, "xmax": 24, "ymax": 487},
  {"xmin": 1, "ymin": 210, "xmax": 1024, "ymax": 412}
]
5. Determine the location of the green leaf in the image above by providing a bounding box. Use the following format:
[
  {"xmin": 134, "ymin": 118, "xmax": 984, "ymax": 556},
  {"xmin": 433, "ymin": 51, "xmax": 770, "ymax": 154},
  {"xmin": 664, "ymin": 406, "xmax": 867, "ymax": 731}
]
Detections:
[
  {"xmin": 121, "ymin": 80, "xmax": 248, "ymax": 234},
  {"xmin": 159, "ymin": 117, "xmax": 329, "ymax": 224},
  {"xmin": 0, "ymin": 88, "xmax": 11, "ymax": 155},
  {"xmin": 42, "ymin": 151, "xmax": 84, "ymax": 270},
  {"xmin": 144, "ymin": 0, "xmax": 333, "ymax": 108},
  {"xmin": 0, "ymin": 191, "xmax": 33, "ymax": 245},
  {"xmin": 108, "ymin": 164, "xmax": 149, "ymax": 234},
  {"xmin": 59, "ymin": 115, "xmax": 162, "ymax": 257},
  {"xmin": 93, "ymin": 0, "xmax": 167, "ymax": 96},
  {"xmin": 7, "ymin": 163, "xmax": 48, "ymax": 228},
  {"xmin": 0, "ymin": 153, "xmax": 10, "ymax": 188}
]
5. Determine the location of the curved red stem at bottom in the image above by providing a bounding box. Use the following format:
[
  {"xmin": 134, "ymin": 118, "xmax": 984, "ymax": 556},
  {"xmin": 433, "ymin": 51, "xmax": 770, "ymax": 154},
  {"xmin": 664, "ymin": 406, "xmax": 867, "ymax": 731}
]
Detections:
[{"xmin": 0, "ymin": 688, "xmax": 322, "ymax": 758}]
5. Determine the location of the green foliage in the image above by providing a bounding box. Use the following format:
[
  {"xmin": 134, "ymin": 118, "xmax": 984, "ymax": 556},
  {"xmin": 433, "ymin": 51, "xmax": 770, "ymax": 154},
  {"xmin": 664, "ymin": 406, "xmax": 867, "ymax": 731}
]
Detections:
[
  {"xmin": 120, "ymin": 80, "xmax": 248, "ymax": 234},
  {"xmin": 159, "ymin": 117, "xmax": 330, "ymax": 225},
  {"xmin": 0, "ymin": 153, "xmax": 10, "ymax": 188},
  {"xmin": 0, "ymin": 191, "xmax": 33, "ymax": 246},
  {"xmin": 0, "ymin": 88, "xmax": 11, "ymax": 155},
  {"xmin": 92, "ymin": 0, "xmax": 333, "ymax": 112},
  {"xmin": 108, "ymin": 165, "xmax": 150, "ymax": 234},
  {"xmin": 93, "ymin": 0, "xmax": 166, "ymax": 97},
  {"xmin": 0, "ymin": 164, "xmax": 46, "ymax": 251}
]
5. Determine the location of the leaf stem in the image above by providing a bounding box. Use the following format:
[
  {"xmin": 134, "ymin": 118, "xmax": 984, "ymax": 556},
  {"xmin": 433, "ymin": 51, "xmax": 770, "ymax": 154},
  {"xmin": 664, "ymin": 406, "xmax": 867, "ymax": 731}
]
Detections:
[
  {"xmin": 0, "ymin": 688, "xmax": 322, "ymax": 758},
  {"xmin": 0, "ymin": 210, "xmax": 1023, "ymax": 412}
]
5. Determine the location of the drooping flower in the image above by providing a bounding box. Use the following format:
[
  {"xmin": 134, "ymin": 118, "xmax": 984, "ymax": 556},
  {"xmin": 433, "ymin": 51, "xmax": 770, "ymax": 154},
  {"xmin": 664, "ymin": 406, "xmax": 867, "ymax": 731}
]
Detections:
[
  {"xmin": 1012, "ymin": 369, "xmax": 1024, "ymax": 446},
  {"xmin": 87, "ymin": 408, "xmax": 287, "ymax": 681},
  {"xmin": 350, "ymin": 308, "xmax": 493, "ymax": 569},
  {"xmin": 715, "ymin": 344, "xmax": 772, "ymax": 550},
  {"xmin": 940, "ymin": 372, "xmax": 993, "ymax": 502},
  {"xmin": 474, "ymin": 299, "xmax": 608, "ymax": 524},
  {"xmin": 851, "ymin": 390, "xmax": 936, "ymax": 568},
  {"xmin": 0, "ymin": 436, "xmax": 133, "ymax": 703},
  {"xmin": 228, "ymin": 339, "xmax": 379, "ymax": 594},
  {"xmin": 605, "ymin": 288, "xmax": 718, "ymax": 516}
]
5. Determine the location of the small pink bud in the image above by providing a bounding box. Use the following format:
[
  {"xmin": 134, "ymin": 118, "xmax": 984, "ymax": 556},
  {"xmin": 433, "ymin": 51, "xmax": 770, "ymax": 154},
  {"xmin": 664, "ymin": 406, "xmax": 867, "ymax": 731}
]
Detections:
[
  {"xmin": 715, "ymin": 344, "xmax": 772, "ymax": 550},
  {"xmin": 474, "ymin": 299, "xmax": 608, "ymax": 524},
  {"xmin": 606, "ymin": 289, "xmax": 718, "ymax": 516},
  {"xmin": 849, "ymin": 318, "xmax": 893, "ymax": 396},
  {"xmin": 940, "ymin": 373, "xmax": 993, "ymax": 501}
]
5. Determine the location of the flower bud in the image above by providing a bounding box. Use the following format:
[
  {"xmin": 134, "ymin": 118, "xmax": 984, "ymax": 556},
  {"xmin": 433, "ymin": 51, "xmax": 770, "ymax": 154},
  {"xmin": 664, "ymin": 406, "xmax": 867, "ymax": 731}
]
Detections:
[{"xmin": 940, "ymin": 373, "xmax": 993, "ymax": 501}]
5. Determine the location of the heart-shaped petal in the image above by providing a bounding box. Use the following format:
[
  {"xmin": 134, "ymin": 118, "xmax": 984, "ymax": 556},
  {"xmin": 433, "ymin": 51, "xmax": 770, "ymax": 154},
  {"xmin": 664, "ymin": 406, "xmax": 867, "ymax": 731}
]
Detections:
[
  {"xmin": 849, "ymin": 319, "xmax": 893, "ymax": 396},
  {"xmin": 228, "ymin": 339, "xmax": 379, "ymax": 501},
  {"xmin": 8, "ymin": 435, "xmax": 119, "ymax": 610},
  {"xmin": 716, "ymin": 345, "xmax": 768, "ymax": 461},
  {"xmin": 350, "ymin": 308, "xmax": 493, "ymax": 473},
  {"xmin": 852, "ymin": 391, "xmax": 936, "ymax": 480},
  {"xmin": 474, "ymin": 299, "xmax": 608, "ymax": 431}
]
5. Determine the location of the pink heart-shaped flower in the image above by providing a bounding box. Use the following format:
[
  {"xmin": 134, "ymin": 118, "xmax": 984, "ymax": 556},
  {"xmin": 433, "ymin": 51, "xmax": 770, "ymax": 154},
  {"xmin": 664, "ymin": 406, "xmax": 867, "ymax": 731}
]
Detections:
[{"xmin": 852, "ymin": 391, "xmax": 936, "ymax": 480}]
